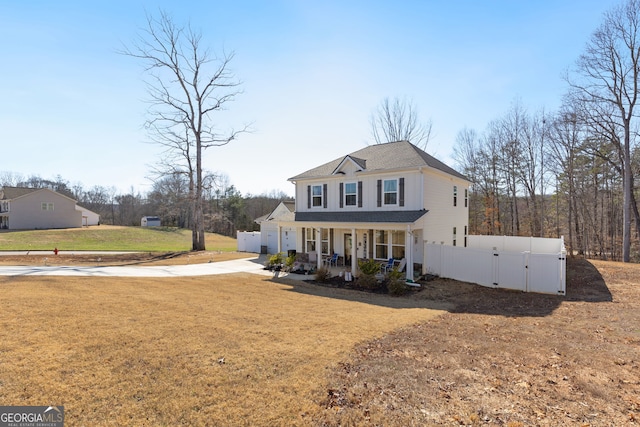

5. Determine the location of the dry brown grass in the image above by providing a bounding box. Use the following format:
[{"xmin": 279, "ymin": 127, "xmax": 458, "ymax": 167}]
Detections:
[
  {"xmin": 2, "ymin": 256, "xmax": 638, "ymax": 426},
  {"xmin": 0, "ymin": 272, "xmax": 447, "ymax": 426},
  {"xmin": 315, "ymin": 258, "xmax": 640, "ymax": 426}
]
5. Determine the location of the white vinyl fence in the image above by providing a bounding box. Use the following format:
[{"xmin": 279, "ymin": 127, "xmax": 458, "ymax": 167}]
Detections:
[
  {"xmin": 425, "ymin": 236, "xmax": 566, "ymax": 295},
  {"xmin": 237, "ymin": 231, "xmax": 261, "ymax": 253}
]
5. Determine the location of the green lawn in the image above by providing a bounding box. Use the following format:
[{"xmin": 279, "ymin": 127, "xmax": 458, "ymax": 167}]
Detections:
[{"xmin": 0, "ymin": 225, "xmax": 238, "ymax": 252}]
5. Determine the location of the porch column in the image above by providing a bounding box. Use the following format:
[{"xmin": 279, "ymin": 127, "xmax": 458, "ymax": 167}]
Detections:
[
  {"xmin": 316, "ymin": 227, "xmax": 322, "ymax": 269},
  {"xmin": 406, "ymin": 225, "xmax": 413, "ymax": 281},
  {"xmin": 277, "ymin": 224, "xmax": 282, "ymax": 254},
  {"xmin": 351, "ymin": 227, "xmax": 357, "ymax": 275}
]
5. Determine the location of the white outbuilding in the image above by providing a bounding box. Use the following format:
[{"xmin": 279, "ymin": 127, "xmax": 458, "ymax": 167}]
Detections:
[{"xmin": 141, "ymin": 216, "xmax": 161, "ymax": 227}]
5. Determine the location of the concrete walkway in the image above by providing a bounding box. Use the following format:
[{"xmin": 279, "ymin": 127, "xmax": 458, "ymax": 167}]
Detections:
[{"xmin": 0, "ymin": 256, "xmax": 278, "ymax": 278}]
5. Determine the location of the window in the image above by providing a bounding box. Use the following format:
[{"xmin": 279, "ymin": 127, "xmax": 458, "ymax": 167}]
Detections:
[
  {"xmin": 464, "ymin": 189, "xmax": 468, "ymax": 208},
  {"xmin": 305, "ymin": 228, "xmax": 316, "ymax": 252},
  {"xmin": 321, "ymin": 228, "xmax": 330, "ymax": 255},
  {"xmin": 384, "ymin": 179, "xmax": 397, "ymax": 205},
  {"xmin": 374, "ymin": 230, "xmax": 405, "ymax": 260},
  {"xmin": 42, "ymin": 202, "xmax": 54, "ymax": 211},
  {"xmin": 453, "ymin": 226, "xmax": 457, "ymax": 246},
  {"xmin": 375, "ymin": 230, "xmax": 388, "ymax": 259},
  {"xmin": 453, "ymin": 185, "xmax": 458, "ymax": 207},
  {"xmin": 344, "ymin": 182, "xmax": 357, "ymax": 206},
  {"xmin": 312, "ymin": 185, "xmax": 323, "ymax": 207},
  {"xmin": 390, "ymin": 230, "xmax": 405, "ymax": 259},
  {"xmin": 464, "ymin": 226, "xmax": 468, "ymax": 247}
]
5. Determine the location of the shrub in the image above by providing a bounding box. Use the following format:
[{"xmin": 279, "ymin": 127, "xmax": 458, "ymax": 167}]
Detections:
[
  {"xmin": 357, "ymin": 273, "xmax": 380, "ymax": 290},
  {"xmin": 314, "ymin": 265, "xmax": 331, "ymax": 283},
  {"xmin": 387, "ymin": 279, "xmax": 407, "ymax": 296},
  {"xmin": 357, "ymin": 258, "xmax": 382, "ymax": 290},
  {"xmin": 387, "ymin": 269, "xmax": 408, "ymax": 296},
  {"xmin": 358, "ymin": 258, "xmax": 381, "ymax": 276},
  {"xmin": 284, "ymin": 254, "xmax": 296, "ymax": 271},
  {"xmin": 266, "ymin": 253, "xmax": 284, "ymax": 270}
]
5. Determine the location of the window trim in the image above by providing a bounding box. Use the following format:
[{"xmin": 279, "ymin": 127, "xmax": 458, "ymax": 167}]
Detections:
[
  {"xmin": 383, "ymin": 179, "xmax": 398, "ymax": 206},
  {"xmin": 311, "ymin": 185, "xmax": 323, "ymax": 208},
  {"xmin": 344, "ymin": 182, "xmax": 357, "ymax": 207}
]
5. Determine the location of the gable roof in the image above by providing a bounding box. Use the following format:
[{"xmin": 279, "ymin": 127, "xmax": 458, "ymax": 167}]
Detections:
[
  {"xmin": 0, "ymin": 187, "xmax": 38, "ymax": 200},
  {"xmin": 0, "ymin": 186, "xmax": 77, "ymax": 203},
  {"xmin": 256, "ymin": 200, "xmax": 295, "ymax": 224},
  {"xmin": 288, "ymin": 140, "xmax": 469, "ymax": 181}
]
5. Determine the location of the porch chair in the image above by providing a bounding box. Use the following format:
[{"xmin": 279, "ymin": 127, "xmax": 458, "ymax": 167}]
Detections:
[
  {"xmin": 324, "ymin": 253, "xmax": 339, "ymax": 267},
  {"xmin": 380, "ymin": 258, "xmax": 394, "ymax": 273}
]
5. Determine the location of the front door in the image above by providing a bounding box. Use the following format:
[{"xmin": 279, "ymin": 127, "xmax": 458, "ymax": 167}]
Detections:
[{"xmin": 344, "ymin": 234, "xmax": 352, "ymax": 265}]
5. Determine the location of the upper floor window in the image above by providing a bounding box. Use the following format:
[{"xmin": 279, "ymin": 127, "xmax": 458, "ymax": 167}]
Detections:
[
  {"xmin": 453, "ymin": 185, "xmax": 458, "ymax": 207},
  {"xmin": 384, "ymin": 179, "xmax": 397, "ymax": 205},
  {"xmin": 464, "ymin": 189, "xmax": 468, "ymax": 207},
  {"xmin": 345, "ymin": 182, "xmax": 357, "ymax": 206},
  {"xmin": 312, "ymin": 185, "xmax": 323, "ymax": 207},
  {"xmin": 42, "ymin": 202, "xmax": 54, "ymax": 211}
]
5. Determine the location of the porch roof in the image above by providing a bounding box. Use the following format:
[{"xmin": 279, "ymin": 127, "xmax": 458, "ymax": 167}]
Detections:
[{"xmin": 294, "ymin": 209, "xmax": 428, "ymax": 224}]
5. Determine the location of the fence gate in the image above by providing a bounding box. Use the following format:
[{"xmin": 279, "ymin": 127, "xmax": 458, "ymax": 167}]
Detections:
[
  {"xmin": 237, "ymin": 231, "xmax": 261, "ymax": 253},
  {"xmin": 425, "ymin": 236, "xmax": 566, "ymax": 295}
]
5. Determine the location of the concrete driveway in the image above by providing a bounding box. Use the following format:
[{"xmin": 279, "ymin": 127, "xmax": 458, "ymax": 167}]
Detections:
[{"xmin": 0, "ymin": 256, "xmax": 276, "ymax": 278}]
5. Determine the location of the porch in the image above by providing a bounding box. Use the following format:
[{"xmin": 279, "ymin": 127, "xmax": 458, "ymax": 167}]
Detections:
[
  {"xmin": 287, "ymin": 252, "xmax": 422, "ymax": 281},
  {"xmin": 286, "ymin": 224, "xmax": 423, "ymax": 282}
]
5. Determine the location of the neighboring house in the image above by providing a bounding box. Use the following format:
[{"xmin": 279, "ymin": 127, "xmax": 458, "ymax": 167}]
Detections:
[
  {"xmin": 277, "ymin": 140, "xmax": 471, "ymax": 280},
  {"xmin": 0, "ymin": 187, "xmax": 99, "ymax": 229},
  {"xmin": 255, "ymin": 201, "xmax": 296, "ymax": 254}
]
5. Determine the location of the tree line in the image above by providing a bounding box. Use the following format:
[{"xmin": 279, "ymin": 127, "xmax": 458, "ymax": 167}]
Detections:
[
  {"xmin": 453, "ymin": 102, "xmax": 638, "ymax": 261},
  {"xmin": 0, "ymin": 171, "xmax": 291, "ymax": 237},
  {"xmin": 453, "ymin": 0, "xmax": 640, "ymax": 262}
]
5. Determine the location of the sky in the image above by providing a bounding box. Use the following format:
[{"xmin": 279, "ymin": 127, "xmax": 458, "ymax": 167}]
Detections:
[{"xmin": 0, "ymin": 0, "xmax": 621, "ymax": 197}]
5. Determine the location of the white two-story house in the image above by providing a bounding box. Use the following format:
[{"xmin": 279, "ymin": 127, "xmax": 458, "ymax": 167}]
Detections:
[{"xmin": 280, "ymin": 140, "xmax": 470, "ymax": 280}]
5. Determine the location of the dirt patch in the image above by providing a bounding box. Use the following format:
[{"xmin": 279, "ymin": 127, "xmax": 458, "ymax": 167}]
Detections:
[{"xmin": 314, "ymin": 258, "xmax": 640, "ymax": 426}]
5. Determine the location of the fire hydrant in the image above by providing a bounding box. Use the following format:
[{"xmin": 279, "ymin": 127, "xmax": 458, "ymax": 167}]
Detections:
[{"xmin": 54, "ymin": 247, "xmax": 59, "ymax": 255}]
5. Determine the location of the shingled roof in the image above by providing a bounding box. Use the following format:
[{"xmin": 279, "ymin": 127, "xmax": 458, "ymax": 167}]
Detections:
[
  {"xmin": 0, "ymin": 187, "xmax": 40, "ymax": 200},
  {"xmin": 288, "ymin": 140, "xmax": 469, "ymax": 181}
]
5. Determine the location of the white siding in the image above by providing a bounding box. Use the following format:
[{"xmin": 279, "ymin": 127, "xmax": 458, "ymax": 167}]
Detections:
[
  {"xmin": 295, "ymin": 170, "xmax": 426, "ymax": 212},
  {"xmin": 422, "ymin": 170, "xmax": 469, "ymax": 246}
]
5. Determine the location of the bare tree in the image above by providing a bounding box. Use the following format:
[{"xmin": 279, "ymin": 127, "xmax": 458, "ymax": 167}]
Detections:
[
  {"xmin": 565, "ymin": 0, "xmax": 640, "ymax": 262},
  {"xmin": 122, "ymin": 10, "xmax": 247, "ymax": 250},
  {"xmin": 370, "ymin": 97, "xmax": 433, "ymax": 150}
]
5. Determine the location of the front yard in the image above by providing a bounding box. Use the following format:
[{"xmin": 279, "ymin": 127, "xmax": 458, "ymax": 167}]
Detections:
[{"xmin": 0, "ymin": 257, "xmax": 637, "ymax": 426}]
